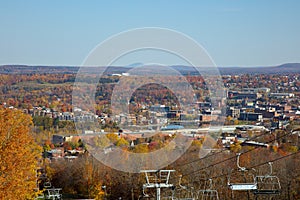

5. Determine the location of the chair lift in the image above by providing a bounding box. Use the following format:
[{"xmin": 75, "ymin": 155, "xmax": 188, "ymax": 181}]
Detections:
[
  {"xmin": 197, "ymin": 178, "xmax": 219, "ymax": 200},
  {"xmin": 174, "ymin": 175, "xmax": 195, "ymax": 200},
  {"xmin": 228, "ymin": 153, "xmax": 257, "ymax": 191},
  {"xmin": 140, "ymin": 170, "xmax": 175, "ymax": 200},
  {"xmin": 139, "ymin": 186, "xmax": 151, "ymax": 199},
  {"xmin": 34, "ymin": 188, "xmax": 45, "ymax": 200},
  {"xmin": 253, "ymin": 162, "xmax": 281, "ymax": 195},
  {"xmin": 43, "ymin": 180, "xmax": 52, "ymax": 188},
  {"xmin": 45, "ymin": 188, "xmax": 62, "ymax": 200},
  {"xmin": 138, "ymin": 186, "xmax": 152, "ymax": 200}
]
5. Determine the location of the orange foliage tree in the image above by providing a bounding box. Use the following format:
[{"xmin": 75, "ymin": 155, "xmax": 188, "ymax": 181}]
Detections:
[{"xmin": 0, "ymin": 107, "xmax": 42, "ymax": 199}]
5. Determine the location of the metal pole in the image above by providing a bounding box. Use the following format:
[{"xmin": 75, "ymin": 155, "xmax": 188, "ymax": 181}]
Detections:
[
  {"xmin": 156, "ymin": 185, "xmax": 161, "ymax": 200},
  {"xmin": 102, "ymin": 186, "xmax": 107, "ymax": 200},
  {"xmin": 131, "ymin": 188, "xmax": 134, "ymax": 200}
]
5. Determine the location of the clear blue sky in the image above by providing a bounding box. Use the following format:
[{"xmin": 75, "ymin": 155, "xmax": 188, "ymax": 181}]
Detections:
[{"xmin": 0, "ymin": 0, "xmax": 299, "ymax": 67}]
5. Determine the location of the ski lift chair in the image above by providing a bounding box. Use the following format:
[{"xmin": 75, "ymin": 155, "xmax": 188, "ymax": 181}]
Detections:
[
  {"xmin": 228, "ymin": 153, "xmax": 257, "ymax": 191},
  {"xmin": 43, "ymin": 180, "xmax": 52, "ymax": 188},
  {"xmin": 45, "ymin": 188, "xmax": 62, "ymax": 200},
  {"xmin": 253, "ymin": 162, "xmax": 281, "ymax": 195},
  {"xmin": 138, "ymin": 186, "xmax": 152, "ymax": 200},
  {"xmin": 174, "ymin": 175, "xmax": 195, "ymax": 200},
  {"xmin": 197, "ymin": 179, "xmax": 219, "ymax": 200}
]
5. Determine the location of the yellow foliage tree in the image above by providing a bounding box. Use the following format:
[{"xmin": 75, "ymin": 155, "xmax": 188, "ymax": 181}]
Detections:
[
  {"xmin": 133, "ymin": 144, "xmax": 149, "ymax": 153},
  {"xmin": 0, "ymin": 107, "xmax": 42, "ymax": 199},
  {"xmin": 105, "ymin": 133, "xmax": 119, "ymax": 144},
  {"xmin": 115, "ymin": 138, "xmax": 129, "ymax": 148},
  {"xmin": 233, "ymin": 119, "xmax": 239, "ymax": 125},
  {"xmin": 94, "ymin": 135, "xmax": 110, "ymax": 149},
  {"xmin": 230, "ymin": 141, "xmax": 242, "ymax": 153},
  {"xmin": 90, "ymin": 182, "xmax": 105, "ymax": 200}
]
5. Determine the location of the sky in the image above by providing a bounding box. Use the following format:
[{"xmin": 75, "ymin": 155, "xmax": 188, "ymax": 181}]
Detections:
[{"xmin": 0, "ymin": 0, "xmax": 300, "ymax": 67}]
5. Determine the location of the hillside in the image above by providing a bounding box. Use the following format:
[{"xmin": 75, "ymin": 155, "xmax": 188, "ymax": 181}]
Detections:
[
  {"xmin": 219, "ymin": 63, "xmax": 300, "ymax": 75},
  {"xmin": 0, "ymin": 63, "xmax": 300, "ymax": 75}
]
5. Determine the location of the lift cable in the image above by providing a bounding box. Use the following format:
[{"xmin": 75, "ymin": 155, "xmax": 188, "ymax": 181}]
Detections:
[
  {"xmin": 181, "ymin": 130, "xmax": 293, "ymax": 177},
  {"xmin": 176, "ymin": 130, "xmax": 276, "ymax": 169},
  {"xmin": 209, "ymin": 150, "xmax": 300, "ymax": 181}
]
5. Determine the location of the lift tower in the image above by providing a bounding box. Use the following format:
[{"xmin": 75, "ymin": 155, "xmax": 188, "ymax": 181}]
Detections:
[{"xmin": 140, "ymin": 169, "xmax": 175, "ymax": 200}]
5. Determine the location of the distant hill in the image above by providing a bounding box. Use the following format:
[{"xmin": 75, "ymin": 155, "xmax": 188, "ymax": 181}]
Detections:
[
  {"xmin": 218, "ymin": 63, "xmax": 300, "ymax": 75},
  {"xmin": 0, "ymin": 63, "xmax": 299, "ymax": 75},
  {"xmin": 0, "ymin": 65, "xmax": 79, "ymax": 74},
  {"xmin": 0, "ymin": 65, "xmax": 129, "ymax": 75},
  {"xmin": 172, "ymin": 63, "xmax": 300, "ymax": 75}
]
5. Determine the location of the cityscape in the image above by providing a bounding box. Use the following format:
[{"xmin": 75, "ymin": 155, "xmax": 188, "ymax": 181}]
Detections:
[
  {"xmin": 1, "ymin": 1, "xmax": 300, "ymax": 200},
  {"xmin": 1, "ymin": 65, "xmax": 300, "ymax": 199}
]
